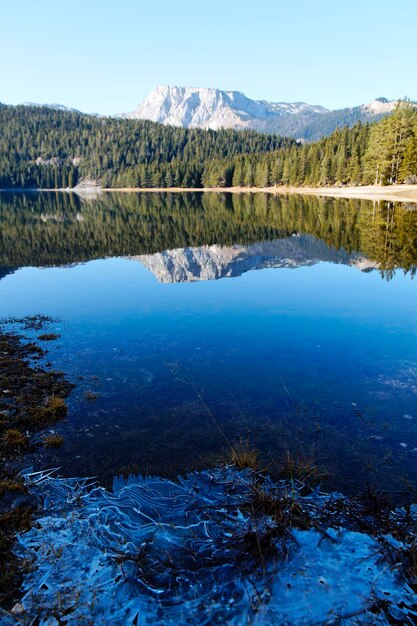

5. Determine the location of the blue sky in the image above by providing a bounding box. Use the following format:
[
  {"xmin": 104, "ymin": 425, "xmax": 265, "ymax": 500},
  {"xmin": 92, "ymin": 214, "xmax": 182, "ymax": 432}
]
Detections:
[{"xmin": 1, "ymin": 0, "xmax": 416, "ymax": 114}]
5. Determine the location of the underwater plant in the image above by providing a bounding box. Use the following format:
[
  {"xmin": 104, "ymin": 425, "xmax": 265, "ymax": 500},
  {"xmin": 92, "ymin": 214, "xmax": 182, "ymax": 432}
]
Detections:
[{"xmin": 2, "ymin": 429, "xmax": 28, "ymax": 450}]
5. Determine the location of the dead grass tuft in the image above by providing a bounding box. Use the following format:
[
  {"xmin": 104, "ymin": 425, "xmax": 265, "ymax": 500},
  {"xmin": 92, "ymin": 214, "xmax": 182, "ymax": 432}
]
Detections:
[
  {"xmin": 279, "ymin": 451, "xmax": 326, "ymax": 485},
  {"xmin": 230, "ymin": 443, "xmax": 259, "ymax": 471}
]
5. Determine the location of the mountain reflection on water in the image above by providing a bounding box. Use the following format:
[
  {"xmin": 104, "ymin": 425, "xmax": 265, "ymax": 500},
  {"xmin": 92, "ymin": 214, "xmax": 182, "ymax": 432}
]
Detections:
[
  {"xmin": 135, "ymin": 237, "xmax": 376, "ymax": 283},
  {"xmin": 0, "ymin": 191, "xmax": 416, "ymax": 276},
  {"xmin": 1, "ymin": 191, "xmax": 417, "ymax": 497}
]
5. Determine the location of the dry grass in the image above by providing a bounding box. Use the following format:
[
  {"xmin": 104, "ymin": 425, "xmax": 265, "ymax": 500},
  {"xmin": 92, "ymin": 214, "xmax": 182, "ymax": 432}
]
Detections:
[
  {"xmin": 0, "ymin": 505, "xmax": 33, "ymax": 606},
  {"xmin": 229, "ymin": 443, "xmax": 259, "ymax": 471},
  {"xmin": 23, "ymin": 396, "xmax": 69, "ymax": 430},
  {"xmin": 47, "ymin": 396, "xmax": 67, "ymax": 416},
  {"xmin": 279, "ymin": 451, "xmax": 326, "ymax": 485},
  {"xmin": 0, "ymin": 322, "xmax": 73, "ymax": 611}
]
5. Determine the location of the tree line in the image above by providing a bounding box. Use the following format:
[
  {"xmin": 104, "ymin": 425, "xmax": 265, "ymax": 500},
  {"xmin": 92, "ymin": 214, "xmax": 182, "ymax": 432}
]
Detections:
[{"xmin": 0, "ymin": 102, "xmax": 415, "ymax": 189}]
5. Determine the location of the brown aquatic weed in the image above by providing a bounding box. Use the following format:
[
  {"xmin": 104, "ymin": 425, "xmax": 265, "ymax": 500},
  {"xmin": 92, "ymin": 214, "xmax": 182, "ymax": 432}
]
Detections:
[
  {"xmin": 38, "ymin": 333, "xmax": 60, "ymax": 342},
  {"xmin": 30, "ymin": 396, "xmax": 68, "ymax": 428},
  {"xmin": 0, "ymin": 478, "xmax": 26, "ymax": 497},
  {"xmin": 2, "ymin": 429, "xmax": 28, "ymax": 450},
  {"xmin": 43, "ymin": 434, "xmax": 64, "ymax": 449},
  {"xmin": 84, "ymin": 390, "xmax": 99, "ymax": 401}
]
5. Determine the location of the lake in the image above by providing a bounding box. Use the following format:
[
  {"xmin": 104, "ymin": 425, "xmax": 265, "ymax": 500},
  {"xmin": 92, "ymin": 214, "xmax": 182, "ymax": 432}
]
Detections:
[{"xmin": 1, "ymin": 191, "xmax": 417, "ymax": 496}]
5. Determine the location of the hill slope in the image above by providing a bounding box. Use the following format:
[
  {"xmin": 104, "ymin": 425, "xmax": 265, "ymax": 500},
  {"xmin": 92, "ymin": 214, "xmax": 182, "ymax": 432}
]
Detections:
[
  {"xmin": 0, "ymin": 105, "xmax": 292, "ymax": 189},
  {"xmin": 201, "ymin": 101, "xmax": 417, "ymax": 188}
]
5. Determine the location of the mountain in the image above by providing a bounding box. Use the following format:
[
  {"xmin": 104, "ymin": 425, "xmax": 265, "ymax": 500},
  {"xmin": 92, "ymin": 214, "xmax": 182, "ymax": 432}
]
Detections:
[
  {"xmin": 125, "ymin": 85, "xmax": 326, "ymax": 128},
  {"xmin": 21, "ymin": 102, "xmax": 83, "ymax": 114},
  {"xmin": 125, "ymin": 87, "xmax": 398, "ymax": 141},
  {"xmin": 4, "ymin": 89, "xmax": 399, "ymax": 144},
  {"xmin": 20, "ymin": 103, "xmax": 103, "ymax": 117},
  {"xmin": 134, "ymin": 235, "xmax": 376, "ymax": 283}
]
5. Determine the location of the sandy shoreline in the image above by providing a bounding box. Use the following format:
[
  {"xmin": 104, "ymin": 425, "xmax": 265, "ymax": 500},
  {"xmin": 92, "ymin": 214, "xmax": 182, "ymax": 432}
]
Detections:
[
  {"xmin": 99, "ymin": 184, "xmax": 417, "ymax": 203},
  {"xmin": 2, "ymin": 184, "xmax": 417, "ymax": 203}
]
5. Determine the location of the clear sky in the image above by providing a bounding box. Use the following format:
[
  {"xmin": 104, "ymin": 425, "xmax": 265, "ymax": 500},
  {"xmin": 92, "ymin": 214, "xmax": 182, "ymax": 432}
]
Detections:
[{"xmin": 1, "ymin": 0, "xmax": 416, "ymax": 114}]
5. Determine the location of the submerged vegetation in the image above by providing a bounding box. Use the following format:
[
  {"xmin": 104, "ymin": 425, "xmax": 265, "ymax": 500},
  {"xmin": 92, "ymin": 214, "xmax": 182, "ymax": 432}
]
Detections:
[
  {"xmin": 38, "ymin": 333, "xmax": 60, "ymax": 342},
  {"xmin": 2, "ymin": 429, "xmax": 28, "ymax": 451},
  {"xmin": 42, "ymin": 434, "xmax": 64, "ymax": 449},
  {"xmin": 0, "ymin": 101, "xmax": 415, "ymax": 189},
  {"xmin": 0, "ymin": 317, "xmax": 73, "ymax": 610}
]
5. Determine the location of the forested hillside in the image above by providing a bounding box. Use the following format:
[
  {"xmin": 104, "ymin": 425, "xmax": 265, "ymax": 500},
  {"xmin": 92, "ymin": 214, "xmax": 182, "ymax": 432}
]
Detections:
[
  {"xmin": 0, "ymin": 101, "xmax": 416, "ymax": 190},
  {"xmin": 0, "ymin": 106, "xmax": 291, "ymax": 189},
  {"xmin": 202, "ymin": 101, "xmax": 417, "ymax": 187}
]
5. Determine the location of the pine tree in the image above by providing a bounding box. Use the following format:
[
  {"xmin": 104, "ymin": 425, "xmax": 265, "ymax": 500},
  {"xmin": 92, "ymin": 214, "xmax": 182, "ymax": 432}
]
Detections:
[
  {"xmin": 254, "ymin": 160, "xmax": 270, "ymax": 187},
  {"xmin": 363, "ymin": 119, "xmax": 391, "ymax": 184},
  {"xmin": 398, "ymin": 134, "xmax": 417, "ymax": 182}
]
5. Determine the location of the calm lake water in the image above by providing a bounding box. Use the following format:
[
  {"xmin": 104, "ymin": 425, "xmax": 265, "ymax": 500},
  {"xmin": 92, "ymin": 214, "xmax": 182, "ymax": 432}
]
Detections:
[{"xmin": 1, "ymin": 191, "xmax": 417, "ymax": 496}]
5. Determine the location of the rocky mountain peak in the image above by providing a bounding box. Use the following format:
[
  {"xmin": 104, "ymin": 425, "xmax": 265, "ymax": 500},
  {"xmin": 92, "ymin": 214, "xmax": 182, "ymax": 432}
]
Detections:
[
  {"xmin": 124, "ymin": 86, "xmax": 397, "ymax": 140},
  {"xmin": 125, "ymin": 85, "xmax": 328, "ymax": 131}
]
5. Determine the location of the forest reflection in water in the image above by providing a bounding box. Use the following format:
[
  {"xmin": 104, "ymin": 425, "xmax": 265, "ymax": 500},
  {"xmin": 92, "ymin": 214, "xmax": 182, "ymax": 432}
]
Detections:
[{"xmin": 0, "ymin": 191, "xmax": 416, "ymax": 276}]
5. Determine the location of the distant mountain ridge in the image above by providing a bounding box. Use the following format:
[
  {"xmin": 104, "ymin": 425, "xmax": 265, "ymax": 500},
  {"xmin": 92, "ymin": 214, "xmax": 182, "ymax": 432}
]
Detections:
[
  {"xmin": 125, "ymin": 86, "xmax": 399, "ymax": 141},
  {"xmin": 21, "ymin": 102, "xmax": 83, "ymax": 114},
  {"xmin": 2, "ymin": 88, "xmax": 400, "ymax": 141}
]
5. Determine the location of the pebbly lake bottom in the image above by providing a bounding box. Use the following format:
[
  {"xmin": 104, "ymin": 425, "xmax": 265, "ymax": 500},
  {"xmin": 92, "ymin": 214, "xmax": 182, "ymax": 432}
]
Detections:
[{"xmin": 1, "ymin": 255, "xmax": 417, "ymax": 497}]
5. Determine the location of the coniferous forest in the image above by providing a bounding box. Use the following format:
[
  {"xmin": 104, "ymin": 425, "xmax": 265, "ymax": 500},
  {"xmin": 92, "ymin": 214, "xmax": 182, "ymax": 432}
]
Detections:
[
  {"xmin": 0, "ymin": 106, "xmax": 292, "ymax": 189},
  {"xmin": 0, "ymin": 101, "xmax": 416, "ymax": 189},
  {"xmin": 202, "ymin": 101, "xmax": 417, "ymax": 188}
]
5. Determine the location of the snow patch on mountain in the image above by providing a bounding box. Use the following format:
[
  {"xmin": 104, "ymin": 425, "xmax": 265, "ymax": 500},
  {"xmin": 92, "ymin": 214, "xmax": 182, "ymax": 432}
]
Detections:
[
  {"xmin": 362, "ymin": 97, "xmax": 398, "ymax": 115},
  {"xmin": 22, "ymin": 102, "xmax": 83, "ymax": 114}
]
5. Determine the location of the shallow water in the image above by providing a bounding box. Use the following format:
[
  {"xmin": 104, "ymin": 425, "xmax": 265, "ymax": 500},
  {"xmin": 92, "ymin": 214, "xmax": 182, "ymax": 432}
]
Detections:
[{"xmin": 1, "ymin": 191, "xmax": 417, "ymax": 495}]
